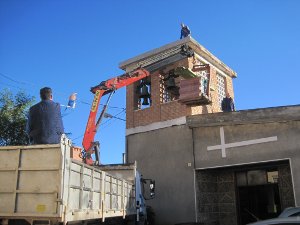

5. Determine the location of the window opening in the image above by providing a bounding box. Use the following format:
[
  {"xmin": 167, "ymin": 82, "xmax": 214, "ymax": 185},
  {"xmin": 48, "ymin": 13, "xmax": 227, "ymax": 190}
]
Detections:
[
  {"xmin": 160, "ymin": 70, "xmax": 179, "ymax": 103},
  {"xmin": 217, "ymin": 73, "xmax": 226, "ymax": 109},
  {"xmin": 236, "ymin": 169, "xmax": 279, "ymax": 187},
  {"xmin": 136, "ymin": 78, "xmax": 151, "ymax": 110},
  {"xmin": 267, "ymin": 170, "xmax": 278, "ymax": 183},
  {"xmin": 236, "ymin": 168, "xmax": 281, "ymax": 224}
]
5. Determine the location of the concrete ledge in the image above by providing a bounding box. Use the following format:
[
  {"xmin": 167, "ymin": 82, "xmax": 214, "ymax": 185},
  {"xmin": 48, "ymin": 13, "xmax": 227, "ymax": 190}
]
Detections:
[
  {"xmin": 126, "ymin": 116, "xmax": 186, "ymax": 136},
  {"xmin": 119, "ymin": 37, "xmax": 190, "ymax": 70},
  {"xmin": 119, "ymin": 36, "xmax": 237, "ymax": 77},
  {"xmin": 98, "ymin": 163, "xmax": 135, "ymax": 170},
  {"xmin": 187, "ymin": 104, "xmax": 300, "ymax": 128}
]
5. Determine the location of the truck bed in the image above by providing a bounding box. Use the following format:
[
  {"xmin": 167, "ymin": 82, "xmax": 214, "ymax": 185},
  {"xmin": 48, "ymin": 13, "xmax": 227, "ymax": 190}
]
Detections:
[{"xmin": 0, "ymin": 136, "xmax": 136, "ymax": 225}]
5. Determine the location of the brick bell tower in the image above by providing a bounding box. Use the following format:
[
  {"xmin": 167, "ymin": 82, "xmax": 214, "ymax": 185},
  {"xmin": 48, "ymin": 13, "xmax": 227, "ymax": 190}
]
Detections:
[{"xmin": 119, "ymin": 36, "xmax": 237, "ymax": 133}]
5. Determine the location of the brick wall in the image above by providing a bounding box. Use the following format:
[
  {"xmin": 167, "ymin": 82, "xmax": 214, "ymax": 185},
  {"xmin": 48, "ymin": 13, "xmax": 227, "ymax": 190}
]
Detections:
[
  {"xmin": 126, "ymin": 57, "xmax": 235, "ymax": 129},
  {"xmin": 126, "ymin": 84, "xmax": 135, "ymax": 128}
]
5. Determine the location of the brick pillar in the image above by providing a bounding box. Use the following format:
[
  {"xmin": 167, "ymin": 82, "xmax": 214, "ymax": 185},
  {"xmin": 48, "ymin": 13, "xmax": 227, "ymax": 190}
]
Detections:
[
  {"xmin": 226, "ymin": 75, "xmax": 235, "ymax": 100},
  {"xmin": 209, "ymin": 67, "xmax": 222, "ymax": 113},
  {"xmin": 126, "ymin": 84, "xmax": 134, "ymax": 129}
]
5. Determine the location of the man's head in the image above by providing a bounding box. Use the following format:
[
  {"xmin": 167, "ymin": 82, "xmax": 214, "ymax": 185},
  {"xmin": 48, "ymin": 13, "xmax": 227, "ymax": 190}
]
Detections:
[
  {"xmin": 181, "ymin": 23, "xmax": 185, "ymax": 28},
  {"xmin": 40, "ymin": 87, "xmax": 53, "ymax": 100},
  {"xmin": 226, "ymin": 92, "xmax": 231, "ymax": 98}
]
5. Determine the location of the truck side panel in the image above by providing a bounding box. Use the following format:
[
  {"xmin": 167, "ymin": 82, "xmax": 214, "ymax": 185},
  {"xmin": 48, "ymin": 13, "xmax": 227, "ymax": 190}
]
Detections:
[
  {"xmin": 0, "ymin": 137, "xmax": 136, "ymax": 225},
  {"xmin": 0, "ymin": 144, "xmax": 63, "ymax": 219},
  {"xmin": 65, "ymin": 160, "xmax": 136, "ymax": 221}
]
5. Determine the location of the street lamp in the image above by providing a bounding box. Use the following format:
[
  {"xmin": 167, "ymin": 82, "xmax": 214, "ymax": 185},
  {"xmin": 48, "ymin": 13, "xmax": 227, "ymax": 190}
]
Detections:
[{"xmin": 103, "ymin": 113, "xmax": 126, "ymax": 121}]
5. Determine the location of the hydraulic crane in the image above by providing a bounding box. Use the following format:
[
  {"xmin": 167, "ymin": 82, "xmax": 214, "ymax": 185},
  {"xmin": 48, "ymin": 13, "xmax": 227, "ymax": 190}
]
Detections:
[
  {"xmin": 82, "ymin": 44, "xmax": 195, "ymax": 165},
  {"xmin": 82, "ymin": 68, "xmax": 150, "ymax": 165}
]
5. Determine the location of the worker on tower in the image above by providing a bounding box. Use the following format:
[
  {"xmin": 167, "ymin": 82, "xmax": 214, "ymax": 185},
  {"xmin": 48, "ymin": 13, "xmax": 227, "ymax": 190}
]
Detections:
[
  {"xmin": 221, "ymin": 92, "xmax": 235, "ymax": 112},
  {"xmin": 180, "ymin": 23, "xmax": 191, "ymax": 39},
  {"xmin": 27, "ymin": 87, "xmax": 64, "ymax": 144}
]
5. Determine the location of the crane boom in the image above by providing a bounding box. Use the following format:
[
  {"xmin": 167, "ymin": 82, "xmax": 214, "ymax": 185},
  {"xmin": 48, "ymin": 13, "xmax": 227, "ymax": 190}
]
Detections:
[{"xmin": 82, "ymin": 68, "xmax": 150, "ymax": 165}]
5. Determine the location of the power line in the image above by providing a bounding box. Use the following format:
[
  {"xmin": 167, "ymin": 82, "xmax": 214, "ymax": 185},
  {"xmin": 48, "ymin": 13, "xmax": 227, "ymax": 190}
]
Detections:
[
  {"xmin": 1, "ymin": 71, "xmax": 128, "ymax": 133},
  {"xmin": 77, "ymin": 99, "xmax": 126, "ymax": 110},
  {"xmin": 101, "ymin": 110, "xmax": 126, "ymax": 129},
  {"xmin": 101, "ymin": 109, "xmax": 126, "ymax": 126},
  {"xmin": 0, "ymin": 72, "xmax": 35, "ymax": 86},
  {"xmin": 0, "ymin": 71, "xmax": 126, "ymax": 110},
  {"xmin": 71, "ymin": 109, "xmax": 126, "ymax": 142},
  {"xmin": 0, "ymin": 82, "xmax": 24, "ymax": 90},
  {"xmin": 104, "ymin": 113, "xmax": 126, "ymax": 121}
]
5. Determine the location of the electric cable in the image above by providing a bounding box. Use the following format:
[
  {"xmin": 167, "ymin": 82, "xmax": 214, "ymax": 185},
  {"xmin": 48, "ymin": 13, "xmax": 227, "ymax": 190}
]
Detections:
[
  {"xmin": 77, "ymin": 99, "xmax": 125, "ymax": 110},
  {"xmin": 1, "ymin": 71, "xmax": 128, "ymax": 144},
  {"xmin": 71, "ymin": 109, "xmax": 126, "ymax": 142},
  {"xmin": 0, "ymin": 81, "xmax": 24, "ymax": 90},
  {"xmin": 0, "ymin": 71, "xmax": 126, "ymax": 110},
  {"xmin": 101, "ymin": 109, "xmax": 126, "ymax": 129},
  {"xmin": 0, "ymin": 72, "xmax": 35, "ymax": 86}
]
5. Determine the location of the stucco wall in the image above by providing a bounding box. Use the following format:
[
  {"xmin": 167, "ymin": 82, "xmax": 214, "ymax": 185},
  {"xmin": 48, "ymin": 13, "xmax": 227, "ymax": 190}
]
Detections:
[
  {"xmin": 126, "ymin": 105, "xmax": 300, "ymax": 225},
  {"xmin": 188, "ymin": 106, "xmax": 300, "ymax": 206},
  {"xmin": 126, "ymin": 125, "xmax": 196, "ymax": 225}
]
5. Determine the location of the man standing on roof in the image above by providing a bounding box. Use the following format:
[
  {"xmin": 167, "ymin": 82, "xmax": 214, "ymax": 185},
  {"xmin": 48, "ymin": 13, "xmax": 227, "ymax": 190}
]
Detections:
[
  {"xmin": 221, "ymin": 92, "xmax": 235, "ymax": 112},
  {"xmin": 27, "ymin": 87, "xmax": 64, "ymax": 144},
  {"xmin": 180, "ymin": 23, "xmax": 191, "ymax": 39}
]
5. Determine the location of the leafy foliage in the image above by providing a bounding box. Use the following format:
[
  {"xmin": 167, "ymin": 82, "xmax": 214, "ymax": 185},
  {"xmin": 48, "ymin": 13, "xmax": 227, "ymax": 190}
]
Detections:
[{"xmin": 0, "ymin": 89, "xmax": 35, "ymax": 146}]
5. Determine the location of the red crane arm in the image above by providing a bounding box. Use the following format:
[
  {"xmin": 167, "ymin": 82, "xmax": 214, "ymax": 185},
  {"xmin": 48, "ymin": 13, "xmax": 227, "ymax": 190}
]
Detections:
[{"xmin": 82, "ymin": 68, "xmax": 150, "ymax": 159}]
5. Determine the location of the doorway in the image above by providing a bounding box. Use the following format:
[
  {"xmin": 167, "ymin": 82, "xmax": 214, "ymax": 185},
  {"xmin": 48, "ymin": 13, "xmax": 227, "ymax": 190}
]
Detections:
[
  {"xmin": 238, "ymin": 184, "xmax": 281, "ymax": 225},
  {"xmin": 236, "ymin": 169, "xmax": 281, "ymax": 225}
]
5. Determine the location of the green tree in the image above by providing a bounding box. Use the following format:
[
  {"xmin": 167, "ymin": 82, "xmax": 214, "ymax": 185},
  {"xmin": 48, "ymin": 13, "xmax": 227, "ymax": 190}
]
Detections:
[{"xmin": 0, "ymin": 89, "xmax": 35, "ymax": 146}]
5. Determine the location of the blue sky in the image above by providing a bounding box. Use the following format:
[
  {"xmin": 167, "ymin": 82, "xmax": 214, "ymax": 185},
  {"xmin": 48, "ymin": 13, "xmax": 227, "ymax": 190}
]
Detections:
[{"xmin": 1, "ymin": 0, "xmax": 300, "ymax": 164}]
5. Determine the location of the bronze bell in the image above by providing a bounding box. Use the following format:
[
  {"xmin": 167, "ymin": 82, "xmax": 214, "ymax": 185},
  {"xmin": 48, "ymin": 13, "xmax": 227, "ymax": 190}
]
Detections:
[
  {"xmin": 142, "ymin": 97, "xmax": 149, "ymax": 105},
  {"xmin": 139, "ymin": 84, "xmax": 150, "ymax": 98},
  {"xmin": 166, "ymin": 76, "xmax": 177, "ymax": 90}
]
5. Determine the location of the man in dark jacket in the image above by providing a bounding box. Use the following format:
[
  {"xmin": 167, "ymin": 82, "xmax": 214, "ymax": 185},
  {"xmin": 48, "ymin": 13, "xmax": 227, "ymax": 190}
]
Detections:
[
  {"xmin": 221, "ymin": 92, "xmax": 235, "ymax": 112},
  {"xmin": 28, "ymin": 87, "xmax": 64, "ymax": 144},
  {"xmin": 180, "ymin": 23, "xmax": 191, "ymax": 39}
]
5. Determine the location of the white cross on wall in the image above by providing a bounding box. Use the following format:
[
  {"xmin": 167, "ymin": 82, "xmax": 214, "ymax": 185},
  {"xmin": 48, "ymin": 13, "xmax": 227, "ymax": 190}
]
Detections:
[{"xmin": 207, "ymin": 127, "xmax": 278, "ymax": 158}]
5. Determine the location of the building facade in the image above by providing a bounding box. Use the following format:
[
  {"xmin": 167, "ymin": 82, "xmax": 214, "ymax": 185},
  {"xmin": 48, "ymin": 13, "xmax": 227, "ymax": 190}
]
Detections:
[
  {"xmin": 119, "ymin": 38, "xmax": 299, "ymax": 225},
  {"xmin": 126, "ymin": 106, "xmax": 299, "ymax": 225}
]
